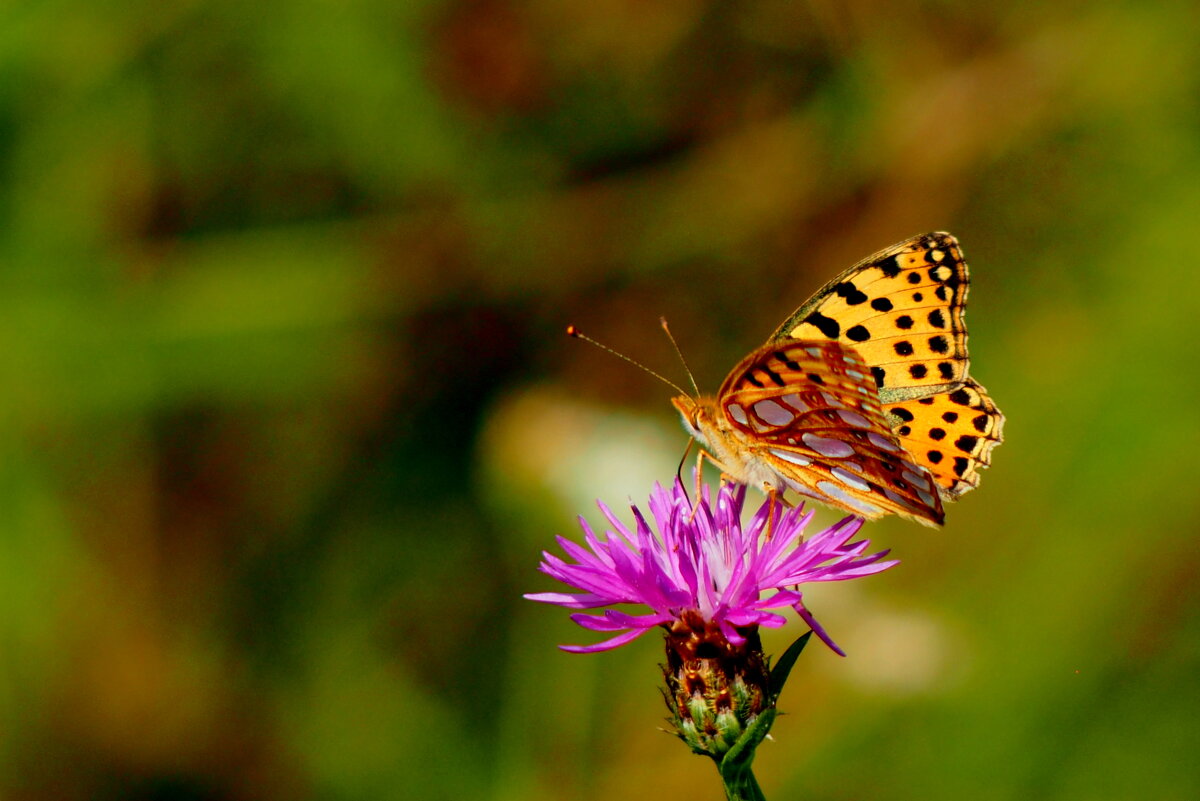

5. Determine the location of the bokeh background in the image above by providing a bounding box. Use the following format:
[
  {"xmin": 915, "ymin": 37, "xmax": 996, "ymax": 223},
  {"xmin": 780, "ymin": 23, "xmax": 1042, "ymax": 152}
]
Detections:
[{"xmin": 4, "ymin": 2, "xmax": 1199, "ymax": 799}]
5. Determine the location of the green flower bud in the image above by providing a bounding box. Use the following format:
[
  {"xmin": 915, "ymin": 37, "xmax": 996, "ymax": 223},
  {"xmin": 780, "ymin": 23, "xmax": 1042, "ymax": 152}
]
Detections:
[{"xmin": 661, "ymin": 610, "xmax": 771, "ymax": 760}]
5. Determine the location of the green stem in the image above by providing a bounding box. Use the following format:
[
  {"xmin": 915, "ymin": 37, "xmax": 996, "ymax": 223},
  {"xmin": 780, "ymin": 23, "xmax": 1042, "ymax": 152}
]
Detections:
[
  {"xmin": 719, "ymin": 765, "xmax": 766, "ymax": 801},
  {"xmin": 717, "ymin": 707, "xmax": 776, "ymax": 801}
]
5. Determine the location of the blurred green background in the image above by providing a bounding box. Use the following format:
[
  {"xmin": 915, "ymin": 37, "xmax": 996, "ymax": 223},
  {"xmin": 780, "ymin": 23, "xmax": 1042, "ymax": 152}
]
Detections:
[{"xmin": 3, "ymin": 1, "xmax": 1199, "ymax": 799}]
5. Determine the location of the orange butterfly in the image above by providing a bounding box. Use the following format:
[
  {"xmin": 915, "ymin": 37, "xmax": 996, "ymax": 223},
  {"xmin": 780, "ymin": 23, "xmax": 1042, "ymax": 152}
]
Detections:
[{"xmin": 673, "ymin": 232, "xmax": 1003, "ymax": 526}]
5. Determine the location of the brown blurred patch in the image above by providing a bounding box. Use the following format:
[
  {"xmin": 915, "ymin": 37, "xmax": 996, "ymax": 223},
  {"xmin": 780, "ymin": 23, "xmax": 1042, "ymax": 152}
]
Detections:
[{"xmin": 429, "ymin": 0, "xmax": 549, "ymax": 116}]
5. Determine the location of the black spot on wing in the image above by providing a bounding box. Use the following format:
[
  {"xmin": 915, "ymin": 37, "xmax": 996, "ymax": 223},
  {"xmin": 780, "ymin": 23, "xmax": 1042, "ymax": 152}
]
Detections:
[
  {"xmin": 928, "ymin": 450, "xmax": 944, "ymax": 464},
  {"xmin": 895, "ymin": 315, "xmax": 914, "ymax": 330},
  {"xmin": 928, "ymin": 335, "xmax": 949, "ymax": 354},
  {"xmin": 806, "ymin": 373, "xmax": 825, "ymax": 386},
  {"xmin": 846, "ymin": 325, "xmax": 870, "ymax": 342},
  {"xmin": 938, "ymin": 362, "xmax": 954, "ymax": 380},
  {"xmin": 805, "ymin": 311, "xmax": 840, "ymax": 339},
  {"xmin": 835, "ymin": 282, "xmax": 869, "ymax": 305},
  {"xmin": 972, "ymin": 413, "xmax": 989, "ymax": 432},
  {"xmin": 928, "ymin": 309, "xmax": 946, "ymax": 328},
  {"xmin": 871, "ymin": 367, "xmax": 885, "ymax": 388},
  {"xmin": 953, "ymin": 456, "xmax": 969, "ymax": 477},
  {"xmin": 942, "ymin": 411, "xmax": 958, "ymax": 423},
  {"xmin": 949, "ymin": 388, "xmax": 972, "ymax": 406},
  {"xmin": 761, "ymin": 365, "xmax": 786, "ymax": 387},
  {"xmin": 892, "ymin": 407, "xmax": 914, "ymax": 422},
  {"xmin": 879, "ymin": 256, "xmax": 902, "ymax": 278},
  {"xmin": 871, "ymin": 297, "xmax": 894, "ymax": 312},
  {"xmin": 907, "ymin": 272, "xmax": 922, "ymax": 284},
  {"xmin": 909, "ymin": 364, "xmax": 927, "ymax": 379},
  {"xmin": 929, "ymin": 428, "xmax": 946, "ymax": 440},
  {"xmin": 894, "ymin": 341, "xmax": 914, "ymax": 356},
  {"xmin": 955, "ymin": 435, "xmax": 978, "ymax": 453},
  {"xmin": 774, "ymin": 351, "xmax": 802, "ymax": 371}
]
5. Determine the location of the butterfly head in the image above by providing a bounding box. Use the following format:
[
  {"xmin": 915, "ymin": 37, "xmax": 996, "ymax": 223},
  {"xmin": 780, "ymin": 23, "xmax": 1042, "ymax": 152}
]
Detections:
[{"xmin": 671, "ymin": 394, "xmax": 722, "ymax": 447}]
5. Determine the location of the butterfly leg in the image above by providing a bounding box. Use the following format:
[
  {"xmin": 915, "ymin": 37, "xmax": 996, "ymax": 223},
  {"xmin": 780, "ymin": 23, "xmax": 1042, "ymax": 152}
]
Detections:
[
  {"xmin": 763, "ymin": 486, "xmax": 793, "ymax": 540},
  {"xmin": 689, "ymin": 448, "xmax": 735, "ymax": 520}
]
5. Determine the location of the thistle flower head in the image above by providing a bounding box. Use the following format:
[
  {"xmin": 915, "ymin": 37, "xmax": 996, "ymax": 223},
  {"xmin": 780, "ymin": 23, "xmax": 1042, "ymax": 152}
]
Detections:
[{"xmin": 525, "ymin": 478, "xmax": 898, "ymax": 656}]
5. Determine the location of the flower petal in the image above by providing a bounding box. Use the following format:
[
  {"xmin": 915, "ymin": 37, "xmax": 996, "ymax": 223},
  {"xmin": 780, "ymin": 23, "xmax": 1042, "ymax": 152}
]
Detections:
[
  {"xmin": 527, "ymin": 474, "xmax": 896, "ymax": 654},
  {"xmin": 559, "ymin": 627, "xmax": 653, "ymax": 653}
]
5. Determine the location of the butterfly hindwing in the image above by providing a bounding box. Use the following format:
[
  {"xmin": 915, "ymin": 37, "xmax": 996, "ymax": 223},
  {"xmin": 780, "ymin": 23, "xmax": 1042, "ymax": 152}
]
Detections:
[
  {"xmin": 770, "ymin": 232, "xmax": 969, "ymax": 400},
  {"xmin": 885, "ymin": 378, "xmax": 1004, "ymax": 499},
  {"xmin": 717, "ymin": 340, "xmax": 944, "ymax": 525}
]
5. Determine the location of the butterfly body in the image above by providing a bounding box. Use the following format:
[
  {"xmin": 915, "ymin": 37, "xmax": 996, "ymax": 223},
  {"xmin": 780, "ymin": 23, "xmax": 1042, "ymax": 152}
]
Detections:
[
  {"xmin": 675, "ymin": 232, "xmax": 1003, "ymax": 526},
  {"xmin": 673, "ymin": 395, "xmax": 795, "ymax": 499}
]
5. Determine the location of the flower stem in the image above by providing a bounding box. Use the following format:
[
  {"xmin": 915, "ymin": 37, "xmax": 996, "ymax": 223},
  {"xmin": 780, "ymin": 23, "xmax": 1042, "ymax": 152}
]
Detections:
[
  {"xmin": 720, "ymin": 766, "xmax": 766, "ymax": 801},
  {"xmin": 717, "ymin": 706, "xmax": 776, "ymax": 801}
]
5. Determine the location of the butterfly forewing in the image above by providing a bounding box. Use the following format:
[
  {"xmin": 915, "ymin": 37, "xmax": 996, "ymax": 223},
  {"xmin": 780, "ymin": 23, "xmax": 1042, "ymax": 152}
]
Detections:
[
  {"xmin": 885, "ymin": 378, "xmax": 1004, "ymax": 498},
  {"xmin": 718, "ymin": 340, "xmax": 945, "ymax": 525},
  {"xmin": 770, "ymin": 232, "xmax": 970, "ymax": 400}
]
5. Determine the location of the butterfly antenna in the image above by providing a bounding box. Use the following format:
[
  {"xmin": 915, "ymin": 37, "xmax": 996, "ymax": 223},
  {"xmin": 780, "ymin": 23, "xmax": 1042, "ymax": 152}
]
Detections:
[
  {"xmin": 659, "ymin": 317, "xmax": 701, "ymax": 397},
  {"xmin": 566, "ymin": 325, "xmax": 691, "ymax": 397}
]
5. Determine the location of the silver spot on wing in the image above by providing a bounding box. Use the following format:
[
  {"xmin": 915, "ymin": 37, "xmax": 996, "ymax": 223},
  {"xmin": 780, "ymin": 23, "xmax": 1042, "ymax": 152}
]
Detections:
[
  {"xmin": 868, "ymin": 432, "xmax": 901, "ymax": 452},
  {"xmin": 802, "ymin": 433, "xmax": 855, "ymax": 458},
  {"xmin": 837, "ymin": 409, "xmax": 871, "ymax": 428},
  {"xmin": 831, "ymin": 467, "xmax": 871, "ymax": 491},
  {"xmin": 770, "ymin": 448, "xmax": 812, "ymax": 467},
  {"xmin": 817, "ymin": 480, "xmax": 883, "ymax": 516},
  {"xmin": 820, "ymin": 391, "xmax": 845, "ymax": 408},
  {"xmin": 781, "ymin": 393, "xmax": 810, "ymax": 412},
  {"xmin": 754, "ymin": 399, "xmax": 794, "ymax": 426}
]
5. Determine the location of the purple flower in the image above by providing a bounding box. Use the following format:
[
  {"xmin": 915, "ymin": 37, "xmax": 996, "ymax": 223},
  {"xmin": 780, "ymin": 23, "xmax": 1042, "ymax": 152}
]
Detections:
[{"xmin": 525, "ymin": 478, "xmax": 898, "ymax": 656}]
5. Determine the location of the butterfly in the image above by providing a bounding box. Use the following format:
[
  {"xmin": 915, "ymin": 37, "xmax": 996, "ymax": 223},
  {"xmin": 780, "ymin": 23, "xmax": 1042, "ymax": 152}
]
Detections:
[{"xmin": 673, "ymin": 232, "xmax": 1003, "ymax": 526}]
